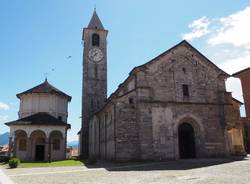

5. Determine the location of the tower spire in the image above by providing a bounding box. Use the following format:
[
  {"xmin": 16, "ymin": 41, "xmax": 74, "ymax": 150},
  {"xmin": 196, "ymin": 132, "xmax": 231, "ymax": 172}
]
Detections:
[
  {"xmin": 44, "ymin": 72, "xmax": 48, "ymax": 82},
  {"xmin": 87, "ymin": 10, "xmax": 104, "ymax": 30}
]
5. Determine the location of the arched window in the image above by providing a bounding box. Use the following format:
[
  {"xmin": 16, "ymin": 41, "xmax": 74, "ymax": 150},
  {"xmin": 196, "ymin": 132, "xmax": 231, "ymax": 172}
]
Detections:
[
  {"xmin": 53, "ymin": 139, "xmax": 60, "ymax": 150},
  {"xmin": 92, "ymin": 33, "xmax": 100, "ymax": 46},
  {"xmin": 19, "ymin": 139, "xmax": 27, "ymax": 151},
  {"xmin": 182, "ymin": 84, "xmax": 189, "ymax": 97}
]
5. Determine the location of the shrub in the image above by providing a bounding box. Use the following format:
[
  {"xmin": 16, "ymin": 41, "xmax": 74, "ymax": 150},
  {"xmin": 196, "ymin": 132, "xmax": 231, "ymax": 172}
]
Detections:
[
  {"xmin": 8, "ymin": 158, "xmax": 20, "ymax": 168},
  {"xmin": 0, "ymin": 155, "xmax": 10, "ymax": 163},
  {"xmin": 86, "ymin": 156, "xmax": 97, "ymax": 165}
]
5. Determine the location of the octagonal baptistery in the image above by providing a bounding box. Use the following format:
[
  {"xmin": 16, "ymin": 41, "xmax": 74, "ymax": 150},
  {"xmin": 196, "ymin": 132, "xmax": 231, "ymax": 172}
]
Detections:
[{"xmin": 5, "ymin": 79, "xmax": 71, "ymax": 161}]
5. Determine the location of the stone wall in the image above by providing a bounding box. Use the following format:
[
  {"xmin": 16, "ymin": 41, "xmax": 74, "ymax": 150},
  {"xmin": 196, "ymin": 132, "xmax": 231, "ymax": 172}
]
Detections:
[
  {"xmin": 19, "ymin": 94, "xmax": 69, "ymax": 122},
  {"xmin": 89, "ymin": 41, "xmax": 245, "ymax": 161}
]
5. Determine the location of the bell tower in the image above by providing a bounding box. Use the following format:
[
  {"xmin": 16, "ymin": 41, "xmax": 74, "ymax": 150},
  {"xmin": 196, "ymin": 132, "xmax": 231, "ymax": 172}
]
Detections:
[{"xmin": 81, "ymin": 10, "xmax": 108, "ymax": 157}]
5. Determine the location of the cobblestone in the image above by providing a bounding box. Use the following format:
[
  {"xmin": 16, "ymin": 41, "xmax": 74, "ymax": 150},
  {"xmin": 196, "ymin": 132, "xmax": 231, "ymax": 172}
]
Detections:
[{"xmin": 1, "ymin": 156, "xmax": 250, "ymax": 184}]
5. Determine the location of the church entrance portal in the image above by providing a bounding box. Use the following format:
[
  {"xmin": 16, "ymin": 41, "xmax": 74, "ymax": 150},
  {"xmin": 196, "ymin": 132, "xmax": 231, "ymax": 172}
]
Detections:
[
  {"xmin": 178, "ymin": 123, "xmax": 196, "ymax": 159},
  {"xmin": 35, "ymin": 145, "xmax": 45, "ymax": 161}
]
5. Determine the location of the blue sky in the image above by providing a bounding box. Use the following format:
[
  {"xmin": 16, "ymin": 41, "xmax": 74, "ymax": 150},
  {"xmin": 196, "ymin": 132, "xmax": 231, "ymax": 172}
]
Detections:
[{"xmin": 0, "ymin": 0, "xmax": 250, "ymax": 141}]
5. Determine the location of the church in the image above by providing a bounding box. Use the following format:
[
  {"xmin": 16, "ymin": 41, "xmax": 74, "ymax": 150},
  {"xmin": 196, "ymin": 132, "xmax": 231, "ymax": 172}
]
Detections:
[
  {"xmin": 5, "ymin": 79, "xmax": 71, "ymax": 161},
  {"xmin": 80, "ymin": 11, "xmax": 246, "ymax": 161}
]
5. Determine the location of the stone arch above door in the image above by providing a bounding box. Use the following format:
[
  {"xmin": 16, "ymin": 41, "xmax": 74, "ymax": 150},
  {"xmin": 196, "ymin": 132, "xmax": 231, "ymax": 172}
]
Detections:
[{"xmin": 174, "ymin": 114, "xmax": 205, "ymax": 159}]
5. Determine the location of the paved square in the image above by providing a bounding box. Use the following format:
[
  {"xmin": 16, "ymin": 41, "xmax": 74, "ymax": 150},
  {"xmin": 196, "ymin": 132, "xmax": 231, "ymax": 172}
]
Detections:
[{"xmin": 1, "ymin": 156, "xmax": 250, "ymax": 184}]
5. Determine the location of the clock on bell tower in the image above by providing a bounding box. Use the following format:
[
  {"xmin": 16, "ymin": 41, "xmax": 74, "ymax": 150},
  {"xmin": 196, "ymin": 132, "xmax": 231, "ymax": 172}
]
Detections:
[{"xmin": 81, "ymin": 10, "xmax": 108, "ymax": 157}]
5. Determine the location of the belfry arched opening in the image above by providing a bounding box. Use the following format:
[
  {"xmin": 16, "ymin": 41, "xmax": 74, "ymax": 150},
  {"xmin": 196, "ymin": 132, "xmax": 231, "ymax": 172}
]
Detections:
[{"xmin": 178, "ymin": 123, "xmax": 196, "ymax": 159}]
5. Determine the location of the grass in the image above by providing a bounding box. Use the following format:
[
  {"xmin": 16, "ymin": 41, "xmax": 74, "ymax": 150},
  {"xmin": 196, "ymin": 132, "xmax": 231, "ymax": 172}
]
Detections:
[{"xmin": 19, "ymin": 159, "xmax": 85, "ymax": 168}]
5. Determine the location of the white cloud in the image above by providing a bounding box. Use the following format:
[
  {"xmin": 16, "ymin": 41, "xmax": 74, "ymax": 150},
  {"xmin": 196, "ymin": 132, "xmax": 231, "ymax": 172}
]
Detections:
[
  {"xmin": 182, "ymin": 6, "xmax": 250, "ymax": 115},
  {"xmin": 183, "ymin": 7, "xmax": 250, "ymax": 46},
  {"xmin": 182, "ymin": 16, "xmax": 210, "ymax": 41},
  {"xmin": 208, "ymin": 7, "xmax": 250, "ymax": 46},
  {"xmin": 0, "ymin": 102, "xmax": 10, "ymax": 110},
  {"xmin": 0, "ymin": 115, "xmax": 8, "ymax": 121},
  {"xmin": 219, "ymin": 54, "xmax": 250, "ymax": 74}
]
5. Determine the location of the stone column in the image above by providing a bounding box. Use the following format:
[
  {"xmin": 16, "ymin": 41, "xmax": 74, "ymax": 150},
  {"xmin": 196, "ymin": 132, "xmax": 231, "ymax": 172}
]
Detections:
[
  {"xmin": 64, "ymin": 129, "xmax": 67, "ymax": 160},
  {"xmin": 26, "ymin": 137, "xmax": 32, "ymax": 161},
  {"xmin": 13, "ymin": 138, "xmax": 17, "ymax": 157},
  {"xmin": 45, "ymin": 138, "xmax": 50, "ymax": 162},
  {"xmin": 48, "ymin": 138, "xmax": 51, "ymax": 162}
]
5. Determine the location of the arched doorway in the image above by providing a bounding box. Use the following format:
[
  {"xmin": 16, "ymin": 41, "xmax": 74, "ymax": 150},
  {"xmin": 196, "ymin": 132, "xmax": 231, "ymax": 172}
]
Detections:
[
  {"xmin": 30, "ymin": 130, "xmax": 46, "ymax": 161},
  {"xmin": 178, "ymin": 123, "xmax": 196, "ymax": 158}
]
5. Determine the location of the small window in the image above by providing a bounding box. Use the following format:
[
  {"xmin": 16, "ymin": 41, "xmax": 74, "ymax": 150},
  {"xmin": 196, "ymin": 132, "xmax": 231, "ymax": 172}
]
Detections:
[
  {"xmin": 92, "ymin": 33, "xmax": 100, "ymax": 46},
  {"xmin": 129, "ymin": 98, "xmax": 134, "ymax": 104},
  {"xmin": 91, "ymin": 98, "xmax": 94, "ymax": 109},
  {"xmin": 53, "ymin": 139, "xmax": 60, "ymax": 150},
  {"xmin": 19, "ymin": 139, "xmax": 27, "ymax": 151},
  {"xmin": 58, "ymin": 116, "xmax": 62, "ymax": 121},
  {"xmin": 182, "ymin": 68, "xmax": 186, "ymax": 74},
  {"xmin": 182, "ymin": 84, "xmax": 189, "ymax": 97}
]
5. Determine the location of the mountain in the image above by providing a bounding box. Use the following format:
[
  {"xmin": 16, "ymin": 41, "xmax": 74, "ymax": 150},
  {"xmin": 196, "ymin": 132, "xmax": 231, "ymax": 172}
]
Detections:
[
  {"xmin": 67, "ymin": 140, "xmax": 78, "ymax": 148},
  {"xmin": 0, "ymin": 132, "xmax": 9, "ymax": 145}
]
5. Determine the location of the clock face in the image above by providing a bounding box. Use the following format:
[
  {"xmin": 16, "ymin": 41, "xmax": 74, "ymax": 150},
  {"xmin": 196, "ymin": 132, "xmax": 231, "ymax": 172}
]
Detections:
[{"xmin": 88, "ymin": 47, "xmax": 104, "ymax": 62}]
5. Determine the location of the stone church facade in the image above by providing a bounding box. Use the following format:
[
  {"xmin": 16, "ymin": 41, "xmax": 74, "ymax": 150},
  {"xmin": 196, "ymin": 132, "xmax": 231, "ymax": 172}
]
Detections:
[
  {"xmin": 81, "ymin": 11, "xmax": 246, "ymax": 161},
  {"xmin": 5, "ymin": 79, "xmax": 71, "ymax": 161}
]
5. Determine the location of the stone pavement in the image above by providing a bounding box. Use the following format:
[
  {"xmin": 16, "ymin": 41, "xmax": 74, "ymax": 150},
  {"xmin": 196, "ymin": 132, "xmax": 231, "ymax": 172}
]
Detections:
[{"xmin": 1, "ymin": 156, "xmax": 250, "ymax": 184}]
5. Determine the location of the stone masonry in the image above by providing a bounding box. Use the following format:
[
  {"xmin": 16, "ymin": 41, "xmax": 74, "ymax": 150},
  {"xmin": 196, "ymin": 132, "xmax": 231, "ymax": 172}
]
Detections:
[{"xmin": 88, "ymin": 40, "xmax": 246, "ymax": 161}]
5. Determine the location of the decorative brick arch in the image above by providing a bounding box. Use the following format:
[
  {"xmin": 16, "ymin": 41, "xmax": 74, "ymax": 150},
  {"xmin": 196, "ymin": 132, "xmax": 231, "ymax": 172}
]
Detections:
[{"xmin": 175, "ymin": 115, "xmax": 205, "ymax": 136}]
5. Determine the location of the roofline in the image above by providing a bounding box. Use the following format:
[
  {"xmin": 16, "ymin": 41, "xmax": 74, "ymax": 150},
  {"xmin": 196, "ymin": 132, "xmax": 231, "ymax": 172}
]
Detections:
[
  {"xmin": 16, "ymin": 92, "xmax": 72, "ymax": 101},
  {"xmin": 93, "ymin": 75, "xmax": 136, "ymax": 117},
  {"xmin": 130, "ymin": 40, "xmax": 230, "ymax": 77},
  {"xmin": 92, "ymin": 40, "xmax": 231, "ymax": 118},
  {"xmin": 16, "ymin": 80, "xmax": 72, "ymax": 101},
  {"xmin": 232, "ymin": 67, "xmax": 250, "ymax": 77},
  {"xmin": 5, "ymin": 122, "xmax": 71, "ymax": 129},
  {"xmin": 5, "ymin": 112, "xmax": 71, "ymax": 129},
  {"xmin": 232, "ymin": 97, "xmax": 244, "ymax": 105}
]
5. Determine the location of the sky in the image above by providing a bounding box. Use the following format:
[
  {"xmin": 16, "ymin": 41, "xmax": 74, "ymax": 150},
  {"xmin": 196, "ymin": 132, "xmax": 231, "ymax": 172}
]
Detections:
[{"xmin": 0, "ymin": 0, "xmax": 250, "ymax": 142}]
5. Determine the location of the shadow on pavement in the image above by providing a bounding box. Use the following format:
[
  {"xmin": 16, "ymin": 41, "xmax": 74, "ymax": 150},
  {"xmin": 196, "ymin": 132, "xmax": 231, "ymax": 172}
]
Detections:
[{"xmin": 85, "ymin": 156, "xmax": 248, "ymax": 171}]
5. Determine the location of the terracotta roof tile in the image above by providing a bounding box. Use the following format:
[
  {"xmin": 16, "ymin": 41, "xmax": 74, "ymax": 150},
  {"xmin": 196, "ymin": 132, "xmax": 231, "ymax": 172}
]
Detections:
[
  {"xmin": 5, "ymin": 112, "xmax": 71, "ymax": 128},
  {"xmin": 16, "ymin": 79, "xmax": 71, "ymax": 101}
]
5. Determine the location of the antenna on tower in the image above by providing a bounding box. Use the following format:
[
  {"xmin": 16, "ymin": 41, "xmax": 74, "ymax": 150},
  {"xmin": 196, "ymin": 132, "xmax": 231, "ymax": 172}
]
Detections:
[{"xmin": 94, "ymin": 4, "xmax": 96, "ymax": 12}]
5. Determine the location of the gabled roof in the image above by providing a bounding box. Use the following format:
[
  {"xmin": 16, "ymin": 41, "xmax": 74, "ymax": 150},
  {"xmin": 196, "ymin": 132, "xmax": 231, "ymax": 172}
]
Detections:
[
  {"xmin": 232, "ymin": 67, "xmax": 250, "ymax": 78},
  {"xmin": 93, "ymin": 40, "xmax": 231, "ymax": 117},
  {"xmin": 5, "ymin": 112, "xmax": 71, "ymax": 128},
  {"xmin": 130, "ymin": 40, "xmax": 230, "ymax": 77},
  {"xmin": 87, "ymin": 11, "xmax": 105, "ymax": 30},
  {"xmin": 16, "ymin": 79, "xmax": 72, "ymax": 101}
]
